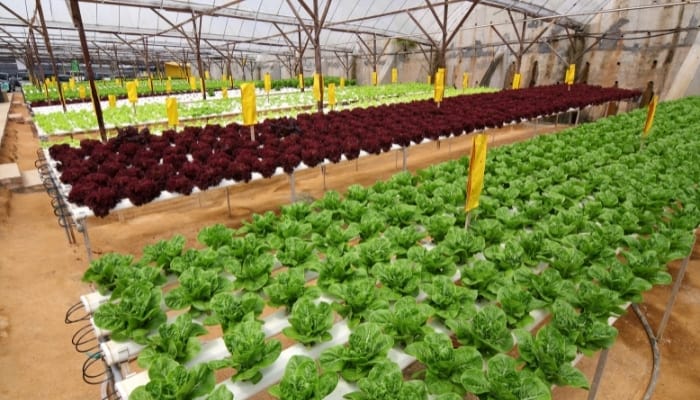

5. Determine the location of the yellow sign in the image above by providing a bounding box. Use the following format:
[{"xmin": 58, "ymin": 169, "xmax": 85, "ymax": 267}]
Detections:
[
  {"xmin": 78, "ymin": 85, "xmax": 86, "ymax": 99},
  {"xmin": 512, "ymin": 73, "xmax": 521, "ymax": 89},
  {"xmin": 108, "ymin": 94, "xmax": 117, "ymax": 108},
  {"xmin": 126, "ymin": 81, "xmax": 138, "ymax": 103},
  {"xmin": 462, "ymin": 72, "xmax": 469, "ymax": 90},
  {"xmin": 434, "ymin": 68, "xmax": 445, "ymax": 103},
  {"xmin": 465, "ymin": 133, "xmax": 489, "ymax": 212},
  {"xmin": 240, "ymin": 83, "xmax": 257, "ymax": 126},
  {"xmin": 328, "ymin": 83, "xmax": 336, "ymax": 107},
  {"xmin": 264, "ymin": 73, "xmax": 272, "ymax": 93},
  {"xmin": 313, "ymin": 73, "xmax": 321, "ymax": 101},
  {"xmin": 166, "ymin": 97, "xmax": 178, "ymax": 127},
  {"xmin": 643, "ymin": 95, "xmax": 659, "ymax": 137},
  {"xmin": 371, "ymin": 71, "xmax": 378, "ymax": 86},
  {"xmin": 391, "ymin": 68, "xmax": 398, "ymax": 84}
]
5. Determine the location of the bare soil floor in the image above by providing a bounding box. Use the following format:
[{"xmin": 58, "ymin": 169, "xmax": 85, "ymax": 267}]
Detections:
[{"xmin": 0, "ymin": 93, "xmax": 698, "ymax": 399}]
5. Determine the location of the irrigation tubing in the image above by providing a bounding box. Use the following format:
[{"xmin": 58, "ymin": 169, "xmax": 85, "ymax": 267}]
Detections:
[{"xmin": 632, "ymin": 303, "xmax": 661, "ymax": 400}]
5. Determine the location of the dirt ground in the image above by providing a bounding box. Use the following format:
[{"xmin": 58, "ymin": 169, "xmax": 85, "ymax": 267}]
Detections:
[{"xmin": 0, "ymin": 93, "xmax": 698, "ymax": 400}]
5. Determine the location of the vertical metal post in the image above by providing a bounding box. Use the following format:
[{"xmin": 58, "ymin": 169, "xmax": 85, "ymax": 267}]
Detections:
[
  {"xmin": 69, "ymin": 0, "xmax": 107, "ymax": 141},
  {"xmin": 289, "ymin": 171, "xmax": 297, "ymax": 202},
  {"xmin": 192, "ymin": 13, "xmax": 207, "ymax": 100},
  {"xmin": 321, "ymin": 165, "xmax": 327, "ymax": 190},
  {"xmin": 78, "ymin": 218, "xmax": 93, "ymax": 262},
  {"xmin": 225, "ymin": 187, "xmax": 232, "ymax": 217},
  {"xmin": 402, "ymin": 147, "xmax": 407, "ymax": 171},
  {"xmin": 587, "ymin": 348, "xmax": 610, "ymax": 400},
  {"xmin": 657, "ymin": 236, "xmax": 696, "ymax": 340},
  {"xmin": 36, "ymin": 0, "xmax": 66, "ymax": 112}
]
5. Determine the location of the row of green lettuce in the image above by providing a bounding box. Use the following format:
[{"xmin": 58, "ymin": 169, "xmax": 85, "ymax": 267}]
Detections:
[
  {"xmin": 82, "ymin": 96, "xmax": 700, "ymax": 400},
  {"xmin": 24, "ymin": 76, "xmax": 357, "ymax": 103},
  {"xmin": 35, "ymin": 83, "xmax": 495, "ymax": 136}
]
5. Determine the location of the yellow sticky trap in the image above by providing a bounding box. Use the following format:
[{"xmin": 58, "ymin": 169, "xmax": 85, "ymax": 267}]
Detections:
[
  {"xmin": 69, "ymin": 77, "xmax": 76, "ymax": 90},
  {"xmin": 512, "ymin": 73, "xmax": 521, "ymax": 89},
  {"xmin": 462, "ymin": 72, "xmax": 469, "ymax": 89},
  {"xmin": 328, "ymin": 83, "xmax": 336, "ymax": 107},
  {"xmin": 340, "ymin": 77, "xmax": 345, "ymax": 88},
  {"xmin": 166, "ymin": 97, "xmax": 178, "ymax": 127},
  {"xmin": 465, "ymin": 133, "xmax": 489, "ymax": 212},
  {"xmin": 126, "ymin": 81, "xmax": 138, "ymax": 104},
  {"xmin": 643, "ymin": 95, "xmax": 659, "ymax": 137},
  {"xmin": 434, "ymin": 68, "xmax": 445, "ymax": 103},
  {"xmin": 116, "ymin": 78, "xmax": 121, "ymax": 86},
  {"xmin": 313, "ymin": 73, "xmax": 321, "ymax": 101},
  {"xmin": 371, "ymin": 71, "xmax": 378, "ymax": 86},
  {"xmin": 108, "ymin": 94, "xmax": 117, "ymax": 108},
  {"xmin": 240, "ymin": 83, "xmax": 257, "ymax": 126},
  {"xmin": 298, "ymin": 74, "xmax": 304, "ymax": 89},
  {"xmin": 205, "ymin": 71, "xmax": 210, "ymax": 80},
  {"xmin": 189, "ymin": 76, "xmax": 196, "ymax": 91},
  {"xmin": 565, "ymin": 64, "xmax": 576, "ymax": 85},
  {"xmin": 221, "ymin": 86, "xmax": 228, "ymax": 99},
  {"xmin": 264, "ymin": 73, "xmax": 272, "ymax": 93},
  {"xmin": 427, "ymin": 75, "xmax": 432, "ymax": 85},
  {"xmin": 165, "ymin": 79, "xmax": 172, "ymax": 94},
  {"xmin": 78, "ymin": 85, "xmax": 86, "ymax": 99},
  {"xmin": 391, "ymin": 68, "xmax": 398, "ymax": 84}
]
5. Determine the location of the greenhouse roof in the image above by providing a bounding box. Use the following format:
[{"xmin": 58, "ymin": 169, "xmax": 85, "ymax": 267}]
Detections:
[{"xmin": 0, "ymin": 0, "xmax": 642, "ymax": 67}]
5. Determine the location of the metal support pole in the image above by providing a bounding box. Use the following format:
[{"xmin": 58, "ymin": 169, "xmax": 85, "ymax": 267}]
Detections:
[
  {"xmin": 587, "ymin": 348, "xmax": 610, "ymax": 400},
  {"xmin": 69, "ymin": 0, "xmax": 107, "ymax": 141},
  {"xmin": 36, "ymin": 0, "xmax": 66, "ymax": 112},
  {"xmin": 534, "ymin": 117, "xmax": 539, "ymax": 135},
  {"xmin": 402, "ymin": 147, "xmax": 407, "ymax": 171},
  {"xmin": 574, "ymin": 107, "xmax": 582, "ymax": 126},
  {"xmin": 321, "ymin": 164, "xmax": 327, "ymax": 190},
  {"xmin": 656, "ymin": 234, "xmax": 697, "ymax": 340},
  {"xmin": 225, "ymin": 187, "xmax": 232, "ymax": 217},
  {"xmin": 289, "ymin": 171, "xmax": 297, "ymax": 202},
  {"xmin": 77, "ymin": 218, "xmax": 93, "ymax": 262}
]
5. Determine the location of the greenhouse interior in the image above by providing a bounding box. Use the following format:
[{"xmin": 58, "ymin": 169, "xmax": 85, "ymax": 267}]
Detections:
[{"xmin": 0, "ymin": 0, "xmax": 699, "ymax": 399}]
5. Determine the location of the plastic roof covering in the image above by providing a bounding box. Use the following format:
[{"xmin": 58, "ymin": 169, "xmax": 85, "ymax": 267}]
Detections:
[{"xmin": 0, "ymin": 0, "xmax": 611, "ymax": 65}]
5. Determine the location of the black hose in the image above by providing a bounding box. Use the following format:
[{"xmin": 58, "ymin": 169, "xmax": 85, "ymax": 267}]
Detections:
[
  {"xmin": 65, "ymin": 300, "xmax": 90, "ymax": 324},
  {"xmin": 632, "ymin": 303, "xmax": 661, "ymax": 400}
]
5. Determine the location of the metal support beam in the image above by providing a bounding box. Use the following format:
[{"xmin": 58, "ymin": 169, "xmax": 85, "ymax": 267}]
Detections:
[
  {"xmin": 68, "ymin": 0, "xmax": 107, "ymax": 141},
  {"xmin": 36, "ymin": 0, "xmax": 66, "ymax": 112}
]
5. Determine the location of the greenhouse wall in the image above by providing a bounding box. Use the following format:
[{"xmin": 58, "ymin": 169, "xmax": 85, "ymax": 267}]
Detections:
[{"xmin": 348, "ymin": 1, "xmax": 700, "ymax": 98}]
